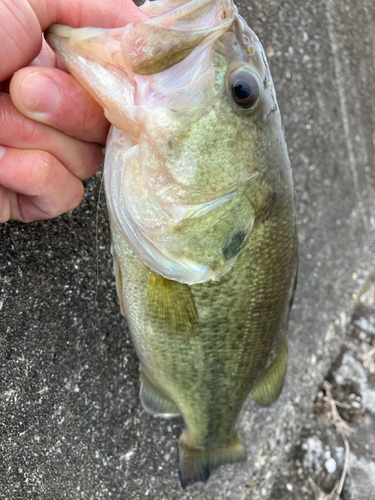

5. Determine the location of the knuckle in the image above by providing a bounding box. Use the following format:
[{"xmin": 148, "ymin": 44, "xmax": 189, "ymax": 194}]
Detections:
[
  {"xmin": 83, "ymin": 144, "xmax": 103, "ymax": 178},
  {"xmin": 62, "ymin": 181, "xmax": 84, "ymax": 214},
  {"xmin": 48, "ymin": 179, "xmax": 84, "ymax": 219},
  {"xmin": 0, "ymin": 186, "xmax": 11, "ymax": 222},
  {"xmin": 82, "ymin": 104, "xmax": 103, "ymax": 134},
  {"xmin": 0, "ymin": 94, "xmax": 16, "ymax": 128},
  {"xmin": 23, "ymin": 118, "xmax": 42, "ymax": 143},
  {"xmin": 0, "ymin": 93, "xmax": 49, "ymax": 145},
  {"xmin": 28, "ymin": 152, "xmax": 54, "ymax": 195}
]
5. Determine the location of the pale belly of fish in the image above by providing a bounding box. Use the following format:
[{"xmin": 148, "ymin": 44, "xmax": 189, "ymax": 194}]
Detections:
[{"xmin": 47, "ymin": 0, "xmax": 298, "ymax": 487}]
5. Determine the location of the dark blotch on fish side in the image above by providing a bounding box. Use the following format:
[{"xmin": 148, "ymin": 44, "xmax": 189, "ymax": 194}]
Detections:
[{"xmin": 222, "ymin": 230, "xmax": 245, "ymax": 260}]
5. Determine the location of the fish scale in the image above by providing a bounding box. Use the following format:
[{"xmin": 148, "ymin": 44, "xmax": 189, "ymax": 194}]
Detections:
[
  {"xmin": 110, "ymin": 166, "xmax": 297, "ymax": 446},
  {"xmin": 47, "ymin": 0, "xmax": 298, "ymax": 487}
]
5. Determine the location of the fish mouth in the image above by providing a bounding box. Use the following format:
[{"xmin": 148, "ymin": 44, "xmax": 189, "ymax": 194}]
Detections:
[
  {"xmin": 46, "ymin": 0, "xmax": 268, "ymax": 285},
  {"xmin": 47, "ymin": 0, "xmax": 236, "ymax": 78}
]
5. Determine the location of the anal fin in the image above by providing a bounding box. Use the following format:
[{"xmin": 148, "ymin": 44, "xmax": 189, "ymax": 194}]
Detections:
[
  {"xmin": 250, "ymin": 339, "xmax": 288, "ymax": 406},
  {"xmin": 140, "ymin": 370, "xmax": 180, "ymax": 419}
]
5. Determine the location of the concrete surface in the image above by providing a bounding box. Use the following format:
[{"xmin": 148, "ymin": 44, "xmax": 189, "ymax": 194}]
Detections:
[
  {"xmin": 269, "ymin": 274, "xmax": 375, "ymax": 499},
  {"xmin": 1, "ymin": 0, "xmax": 375, "ymax": 499}
]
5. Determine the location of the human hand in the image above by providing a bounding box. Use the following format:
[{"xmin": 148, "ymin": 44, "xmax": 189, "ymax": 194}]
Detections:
[{"xmin": 0, "ymin": 0, "xmax": 148, "ymax": 222}]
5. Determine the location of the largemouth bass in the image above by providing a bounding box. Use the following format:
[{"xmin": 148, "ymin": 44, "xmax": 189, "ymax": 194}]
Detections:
[{"xmin": 47, "ymin": 0, "xmax": 298, "ymax": 487}]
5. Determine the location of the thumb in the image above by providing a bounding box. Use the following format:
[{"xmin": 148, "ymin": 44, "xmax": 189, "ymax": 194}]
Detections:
[{"xmin": 0, "ymin": 0, "xmax": 148, "ymax": 82}]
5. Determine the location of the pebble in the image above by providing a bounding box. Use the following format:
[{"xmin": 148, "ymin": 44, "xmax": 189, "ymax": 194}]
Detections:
[{"xmin": 325, "ymin": 457, "xmax": 337, "ymax": 474}]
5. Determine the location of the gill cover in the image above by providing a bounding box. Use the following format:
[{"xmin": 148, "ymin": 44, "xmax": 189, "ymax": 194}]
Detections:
[{"xmin": 46, "ymin": 0, "xmax": 273, "ymax": 284}]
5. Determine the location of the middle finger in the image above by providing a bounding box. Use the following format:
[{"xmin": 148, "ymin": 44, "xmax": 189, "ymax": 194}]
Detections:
[{"xmin": 0, "ymin": 92, "xmax": 102, "ymax": 180}]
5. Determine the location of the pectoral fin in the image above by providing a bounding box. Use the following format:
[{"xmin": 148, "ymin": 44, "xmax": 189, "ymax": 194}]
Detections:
[
  {"xmin": 140, "ymin": 370, "xmax": 180, "ymax": 418},
  {"xmin": 250, "ymin": 339, "xmax": 288, "ymax": 406},
  {"xmin": 147, "ymin": 272, "xmax": 198, "ymax": 337}
]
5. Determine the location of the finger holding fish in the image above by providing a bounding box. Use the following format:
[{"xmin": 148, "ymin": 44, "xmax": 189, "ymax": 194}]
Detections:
[
  {"xmin": 0, "ymin": 90, "xmax": 103, "ymax": 222},
  {"xmin": 0, "ymin": 0, "xmax": 150, "ymax": 223},
  {"xmin": 1, "ymin": 64, "xmax": 106, "ymax": 222},
  {"xmin": 10, "ymin": 66, "xmax": 110, "ymax": 145}
]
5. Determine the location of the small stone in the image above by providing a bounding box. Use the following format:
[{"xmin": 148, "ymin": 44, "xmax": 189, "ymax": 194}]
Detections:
[
  {"xmin": 355, "ymin": 317, "xmax": 375, "ymax": 334},
  {"xmin": 124, "ymin": 450, "xmax": 135, "ymax": 461},
  {"xmin": 325, "ymin": 458, "xmax": 336, "ymax": 474}
]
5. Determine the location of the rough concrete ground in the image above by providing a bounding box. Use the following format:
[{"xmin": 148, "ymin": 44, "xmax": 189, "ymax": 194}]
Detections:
[
  {"xmin": 1, "ymin": 0, "xmax": 375, "ymax": 499},
  {"xmin": 269, "ymin": 275, "xmax": 375, "ymax": 500}
]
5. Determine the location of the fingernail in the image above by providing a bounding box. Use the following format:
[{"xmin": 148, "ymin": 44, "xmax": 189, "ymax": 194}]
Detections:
[
  {"xmin": 0, "ymin": 145, "xmax": 6, "ymax": 160},
  {"xmin": 21, "ymin": 72, "xmax": 62, "ymax": 113}
]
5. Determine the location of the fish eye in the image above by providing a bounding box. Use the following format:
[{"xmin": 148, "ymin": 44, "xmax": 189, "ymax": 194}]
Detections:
[{"xmin": 229, "ymin": 69, "xmax": 261, "ymax": 110}]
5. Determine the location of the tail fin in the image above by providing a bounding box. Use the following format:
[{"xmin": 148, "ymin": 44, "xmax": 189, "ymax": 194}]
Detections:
[{"xmin": 178, "ymin": 432, "xmax": 246, "ymax": 488}]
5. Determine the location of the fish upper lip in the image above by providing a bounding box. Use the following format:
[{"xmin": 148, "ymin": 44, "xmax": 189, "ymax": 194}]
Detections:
[{"xmin": 142, "ymin": 0, "xmax": 236, "ymax": 26}]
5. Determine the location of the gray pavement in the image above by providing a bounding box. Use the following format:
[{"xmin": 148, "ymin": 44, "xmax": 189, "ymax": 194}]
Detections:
[{"xmin": 1, "ymin": 0, "xmax": 375, "ymax": 499}]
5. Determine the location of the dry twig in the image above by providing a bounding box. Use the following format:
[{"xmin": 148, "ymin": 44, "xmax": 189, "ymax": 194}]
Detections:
[{"xmin": 309, "ymin": 382, "xmax": 354, "ymax": 500}]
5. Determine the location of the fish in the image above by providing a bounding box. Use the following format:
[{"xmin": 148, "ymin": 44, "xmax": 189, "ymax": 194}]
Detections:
[{"xmin": 46, "ymin": 0, "xmax": 298, "ymax": 488}]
